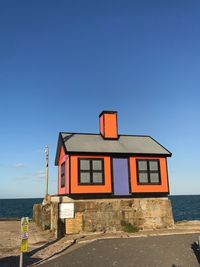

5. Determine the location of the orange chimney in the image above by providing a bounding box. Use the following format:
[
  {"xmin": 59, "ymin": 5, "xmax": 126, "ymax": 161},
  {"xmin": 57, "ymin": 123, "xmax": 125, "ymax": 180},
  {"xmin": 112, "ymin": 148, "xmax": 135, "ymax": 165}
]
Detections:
[{"xmin": 99, "ymin": 111, "xmax": 118, "ymax": 139}]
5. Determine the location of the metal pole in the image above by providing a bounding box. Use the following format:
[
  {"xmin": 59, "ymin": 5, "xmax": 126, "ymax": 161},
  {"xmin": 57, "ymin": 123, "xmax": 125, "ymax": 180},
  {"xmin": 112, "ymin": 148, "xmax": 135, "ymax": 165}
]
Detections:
[
  {"xmin": 19, "ymin": 252, "xmax": 23, "ymax": 267},
  {"xmin": 198, "ymin": 235, "xmax": 200, "ymax": 252},
  {"xmin": 45, "ymin": 145, "xmax": 49, "ymax": 196}
]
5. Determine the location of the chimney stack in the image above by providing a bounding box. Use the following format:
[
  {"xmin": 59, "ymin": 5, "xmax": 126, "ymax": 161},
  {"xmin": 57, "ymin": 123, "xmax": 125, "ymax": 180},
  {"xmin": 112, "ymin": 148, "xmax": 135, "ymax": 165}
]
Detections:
[{"xmin": 99, "ymin": 111, "xmax": 118, "ymax": 139}]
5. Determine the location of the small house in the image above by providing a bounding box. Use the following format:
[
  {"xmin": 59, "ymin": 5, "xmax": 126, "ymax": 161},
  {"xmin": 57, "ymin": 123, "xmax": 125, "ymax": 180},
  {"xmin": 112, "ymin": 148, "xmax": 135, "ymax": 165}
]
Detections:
[{"xmin": 55, "ymin": 111, "xmax": 172, "ymax": 198}]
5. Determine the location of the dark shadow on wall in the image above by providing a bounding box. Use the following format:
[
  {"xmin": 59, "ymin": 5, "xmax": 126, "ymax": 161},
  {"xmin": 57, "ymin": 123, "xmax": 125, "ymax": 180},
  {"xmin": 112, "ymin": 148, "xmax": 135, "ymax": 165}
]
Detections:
[{"xmin": 191, "ymin": 241, "xmax": 200, "ymax": 265}]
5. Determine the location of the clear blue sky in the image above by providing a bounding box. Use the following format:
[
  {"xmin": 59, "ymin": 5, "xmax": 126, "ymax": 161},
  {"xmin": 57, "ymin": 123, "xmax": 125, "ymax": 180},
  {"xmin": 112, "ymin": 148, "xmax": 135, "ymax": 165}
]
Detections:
[{"xmin": 0, "ymin": 0, "xmax": 200, "ymax": 198}]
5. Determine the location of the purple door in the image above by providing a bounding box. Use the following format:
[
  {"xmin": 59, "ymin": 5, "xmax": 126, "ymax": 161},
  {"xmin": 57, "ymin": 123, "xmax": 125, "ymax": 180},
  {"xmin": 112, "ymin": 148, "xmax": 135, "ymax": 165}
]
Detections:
[{"xmin": 112, "ymin": 158, "xmax": 130, "ymax": 196}]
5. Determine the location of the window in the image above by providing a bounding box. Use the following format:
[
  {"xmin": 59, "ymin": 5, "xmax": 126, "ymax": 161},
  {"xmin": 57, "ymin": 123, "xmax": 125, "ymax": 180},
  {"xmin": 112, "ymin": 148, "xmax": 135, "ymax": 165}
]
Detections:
[
  {"xmin": 78, "ymin": 158, "xmax": 104, "ymax": 185},
  {"xmin": 136, "ymin": 159, "xmax": 161, "ymax": 184},
  {"xmin": 61, "ymin": 162, "xmax": 65, "ymax": 187}
]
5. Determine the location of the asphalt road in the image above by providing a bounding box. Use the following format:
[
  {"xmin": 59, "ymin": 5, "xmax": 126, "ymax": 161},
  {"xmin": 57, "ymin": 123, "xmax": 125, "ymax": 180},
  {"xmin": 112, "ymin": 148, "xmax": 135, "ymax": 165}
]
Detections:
[{"xmin": 39, "ymin": 233, "xmax": 200, "ymax": 267}]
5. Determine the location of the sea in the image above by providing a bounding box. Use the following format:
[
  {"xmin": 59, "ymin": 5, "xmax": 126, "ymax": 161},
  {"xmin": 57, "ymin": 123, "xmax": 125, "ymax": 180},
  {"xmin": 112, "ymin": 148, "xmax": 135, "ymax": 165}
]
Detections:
[{"xmin": 0, "ymin": 195, "xmax": 200, "ymax": 222}]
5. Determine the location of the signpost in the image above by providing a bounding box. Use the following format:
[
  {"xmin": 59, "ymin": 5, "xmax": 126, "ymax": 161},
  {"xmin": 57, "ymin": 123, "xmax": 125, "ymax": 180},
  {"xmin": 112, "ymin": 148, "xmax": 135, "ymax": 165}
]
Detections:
[{"xmin": 19, "ymin": 217, "xmax": 29, "ymax": 267}]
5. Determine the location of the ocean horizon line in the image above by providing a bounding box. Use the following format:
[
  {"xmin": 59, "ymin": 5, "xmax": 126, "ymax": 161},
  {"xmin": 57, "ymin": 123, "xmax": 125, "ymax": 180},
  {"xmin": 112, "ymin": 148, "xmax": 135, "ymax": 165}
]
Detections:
[{"xmin": 0, "ymin": 194, "xmax": 200, "ymax": 200}]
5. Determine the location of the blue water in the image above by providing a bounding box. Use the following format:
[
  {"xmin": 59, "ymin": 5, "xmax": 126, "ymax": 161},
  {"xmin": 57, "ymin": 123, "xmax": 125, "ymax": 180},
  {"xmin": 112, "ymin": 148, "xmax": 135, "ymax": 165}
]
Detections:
[
  {"xmin": 0, "ymin": 196, "xmax": 199, "ymax": 222},
  {"xmin": 0, "ymin": 198, "xmax": 43, "ymax": 219},
  {"xmin": 169, "ymin": 195, "xmax": 200, "ymax": 222}
]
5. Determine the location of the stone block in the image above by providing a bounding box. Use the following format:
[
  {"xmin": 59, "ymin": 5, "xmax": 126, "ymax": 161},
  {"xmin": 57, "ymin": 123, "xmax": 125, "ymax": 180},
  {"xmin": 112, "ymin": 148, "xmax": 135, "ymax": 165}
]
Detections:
[{"xmin": 65, "ymin": 212, "xmax": 83, "ymax": 234}]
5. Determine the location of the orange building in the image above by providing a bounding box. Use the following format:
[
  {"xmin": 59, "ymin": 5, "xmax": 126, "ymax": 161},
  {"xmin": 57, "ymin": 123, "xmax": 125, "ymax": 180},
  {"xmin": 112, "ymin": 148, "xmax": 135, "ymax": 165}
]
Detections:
[{"xmin": 55, "ymin": 111, "xmax": 172, "ymax": 198}]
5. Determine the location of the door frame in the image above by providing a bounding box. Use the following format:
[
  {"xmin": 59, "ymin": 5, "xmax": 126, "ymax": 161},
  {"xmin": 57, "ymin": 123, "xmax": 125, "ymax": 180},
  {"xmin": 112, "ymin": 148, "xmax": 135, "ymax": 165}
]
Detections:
[{"xmin": 111, "ymin": 156, "xmax": 132, "ymax": 196}]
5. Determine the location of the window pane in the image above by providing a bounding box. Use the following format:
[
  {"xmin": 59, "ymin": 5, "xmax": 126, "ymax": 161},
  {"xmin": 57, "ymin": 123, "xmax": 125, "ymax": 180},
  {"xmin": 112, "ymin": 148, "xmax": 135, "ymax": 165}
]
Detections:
[
  {"xmin": 92, "ymin": 160, "xmax": 102, "ymax": 171},
  {"xmin": 149, "ymin": 161, "xmax": 159, "ymax": 171},
  {"xmin": 93, "ymin": 172, "xmax": 103, "ymax": 183},
  {"xmin": 80, "ymin": 172, "xmax": 90, "ymax": 183},
  {"xmin": 138, "ymin": 161, "xmax": 147, "ymax": 171},
  {"xmin": 138, "ymin": 173, "xmax": 148, "ymax": 183},
  {"xmin": 80, "ymin": 160, "xmax": 90, "ymax": 170},
  {"xmin": 61, "ymin": 176, "xmax": 65, "ymax": 187},
  {"xmin": 61, "ymin": 163, "xmax": 65, "ymax": 175},
  {"xmin": 150, "ymin": 173, "xmax": 159, "ymax": 183}
]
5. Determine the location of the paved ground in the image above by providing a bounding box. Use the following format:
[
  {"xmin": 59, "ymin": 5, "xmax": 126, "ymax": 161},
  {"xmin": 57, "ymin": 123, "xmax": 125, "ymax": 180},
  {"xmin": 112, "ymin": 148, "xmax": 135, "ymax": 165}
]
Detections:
[
  {"xmin": 0, "ymin": 220, "xmax": 200, "ymax": 266},
  {"xmin": 39, "ymin": 233, "xmax": 200, "ymax": 267}
]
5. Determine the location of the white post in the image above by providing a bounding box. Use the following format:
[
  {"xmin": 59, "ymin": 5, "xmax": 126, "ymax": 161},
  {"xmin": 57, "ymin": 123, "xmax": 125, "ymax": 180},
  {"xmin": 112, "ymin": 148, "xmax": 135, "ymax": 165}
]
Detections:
[
  {"xmin": 45, "ymin": 145, "xmax": 49, "ymax": 196},
  {"xmin": 198, "ymin": 235, "xmax": 200, "ymax": 252},
  {"xmin": 19, "ymin": 252, "xmax": 23, "ymax": 267}
]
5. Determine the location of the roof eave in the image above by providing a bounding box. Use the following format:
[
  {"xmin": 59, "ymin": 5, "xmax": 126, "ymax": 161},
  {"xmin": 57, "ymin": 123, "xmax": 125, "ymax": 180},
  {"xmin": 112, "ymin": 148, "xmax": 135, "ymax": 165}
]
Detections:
[
  {"xmin": 63, "ymin": 151, "xmax": 172, "ymax": 157},
  {"xmin": 55, "ymin": 133, "xmax": 67, "ymax": 166}
]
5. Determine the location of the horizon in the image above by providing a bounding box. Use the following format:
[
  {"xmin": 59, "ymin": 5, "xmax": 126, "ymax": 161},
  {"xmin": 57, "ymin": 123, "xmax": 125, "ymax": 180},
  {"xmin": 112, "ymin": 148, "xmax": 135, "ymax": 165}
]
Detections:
[
  {"xmin": 0, "ymin": 0, "xmax": 200, "ymax": 198},
  {"xmin": 1, "ymin": 194, "xmax": 200, "ymax": 200}
]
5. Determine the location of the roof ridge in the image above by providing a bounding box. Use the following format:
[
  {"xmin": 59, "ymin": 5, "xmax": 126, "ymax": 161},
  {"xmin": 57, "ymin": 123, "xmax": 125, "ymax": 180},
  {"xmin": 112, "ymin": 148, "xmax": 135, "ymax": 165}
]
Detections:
[{"xmin": 61, "ymin": 132, "xmax": 152, "ymax": 138}]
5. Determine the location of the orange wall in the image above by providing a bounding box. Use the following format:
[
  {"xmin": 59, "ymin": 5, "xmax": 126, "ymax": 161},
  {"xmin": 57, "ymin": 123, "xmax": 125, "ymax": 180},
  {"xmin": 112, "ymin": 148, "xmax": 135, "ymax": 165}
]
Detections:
[
  {"xmin": 129, "ymin": 156, "xmax": 169, "ymax": 193},
  {"xmin": 99, "ymin": 112, "xmax": 118, "ymax": 139},
  {"xmin": 57, "ymin": 150, "xmax": 169, "ymax": 195},
  {"xmin": 104, "ymin": 113, "xmax": 118, "ymax": 139},
  {"xmin": 99, "ymin": 114, "xmax": 104, "ymax": 136},
  {"xmin": 70, "ymin": 155, "xmax": 112, "ymax": 194},
  {"xmin": 58, "ymin": 146, "xmax": 70, "ymax": 195}
]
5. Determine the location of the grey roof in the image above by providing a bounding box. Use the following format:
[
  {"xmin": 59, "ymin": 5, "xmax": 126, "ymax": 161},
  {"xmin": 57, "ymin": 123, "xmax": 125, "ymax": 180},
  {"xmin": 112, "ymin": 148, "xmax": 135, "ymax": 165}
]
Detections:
[{"xmin": 55, "ymin": 132, "xmax": 171, "ymax": 165}]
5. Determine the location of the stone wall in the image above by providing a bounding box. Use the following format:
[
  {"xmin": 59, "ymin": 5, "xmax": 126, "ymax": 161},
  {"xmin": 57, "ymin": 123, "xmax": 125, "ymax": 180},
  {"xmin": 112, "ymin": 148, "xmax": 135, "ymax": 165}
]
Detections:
[
  {"xmin": 33, "ymin": 196, "xmax": 174, "ymax": 236},
  {"xmin": 32, "ymin": 203, "xmax": 51, "ymax": 231},
  {"xmin": 33, "ymin": 199, "xmax": 65, "ymax": 238},
  {"xmin": 64, "ymin": 197, "xmax": 174, "ymax": 234},
  {"xmin": 50, "ymin": 202, "xmax": 65, "ymax": 238}
]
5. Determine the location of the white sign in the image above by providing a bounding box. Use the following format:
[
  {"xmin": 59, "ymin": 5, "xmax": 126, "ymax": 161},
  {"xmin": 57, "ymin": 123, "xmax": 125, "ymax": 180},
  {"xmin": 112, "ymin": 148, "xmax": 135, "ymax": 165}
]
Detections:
[{"xmin": 59, "ymin": 203, "xmax": 74, "ymax": 219}]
